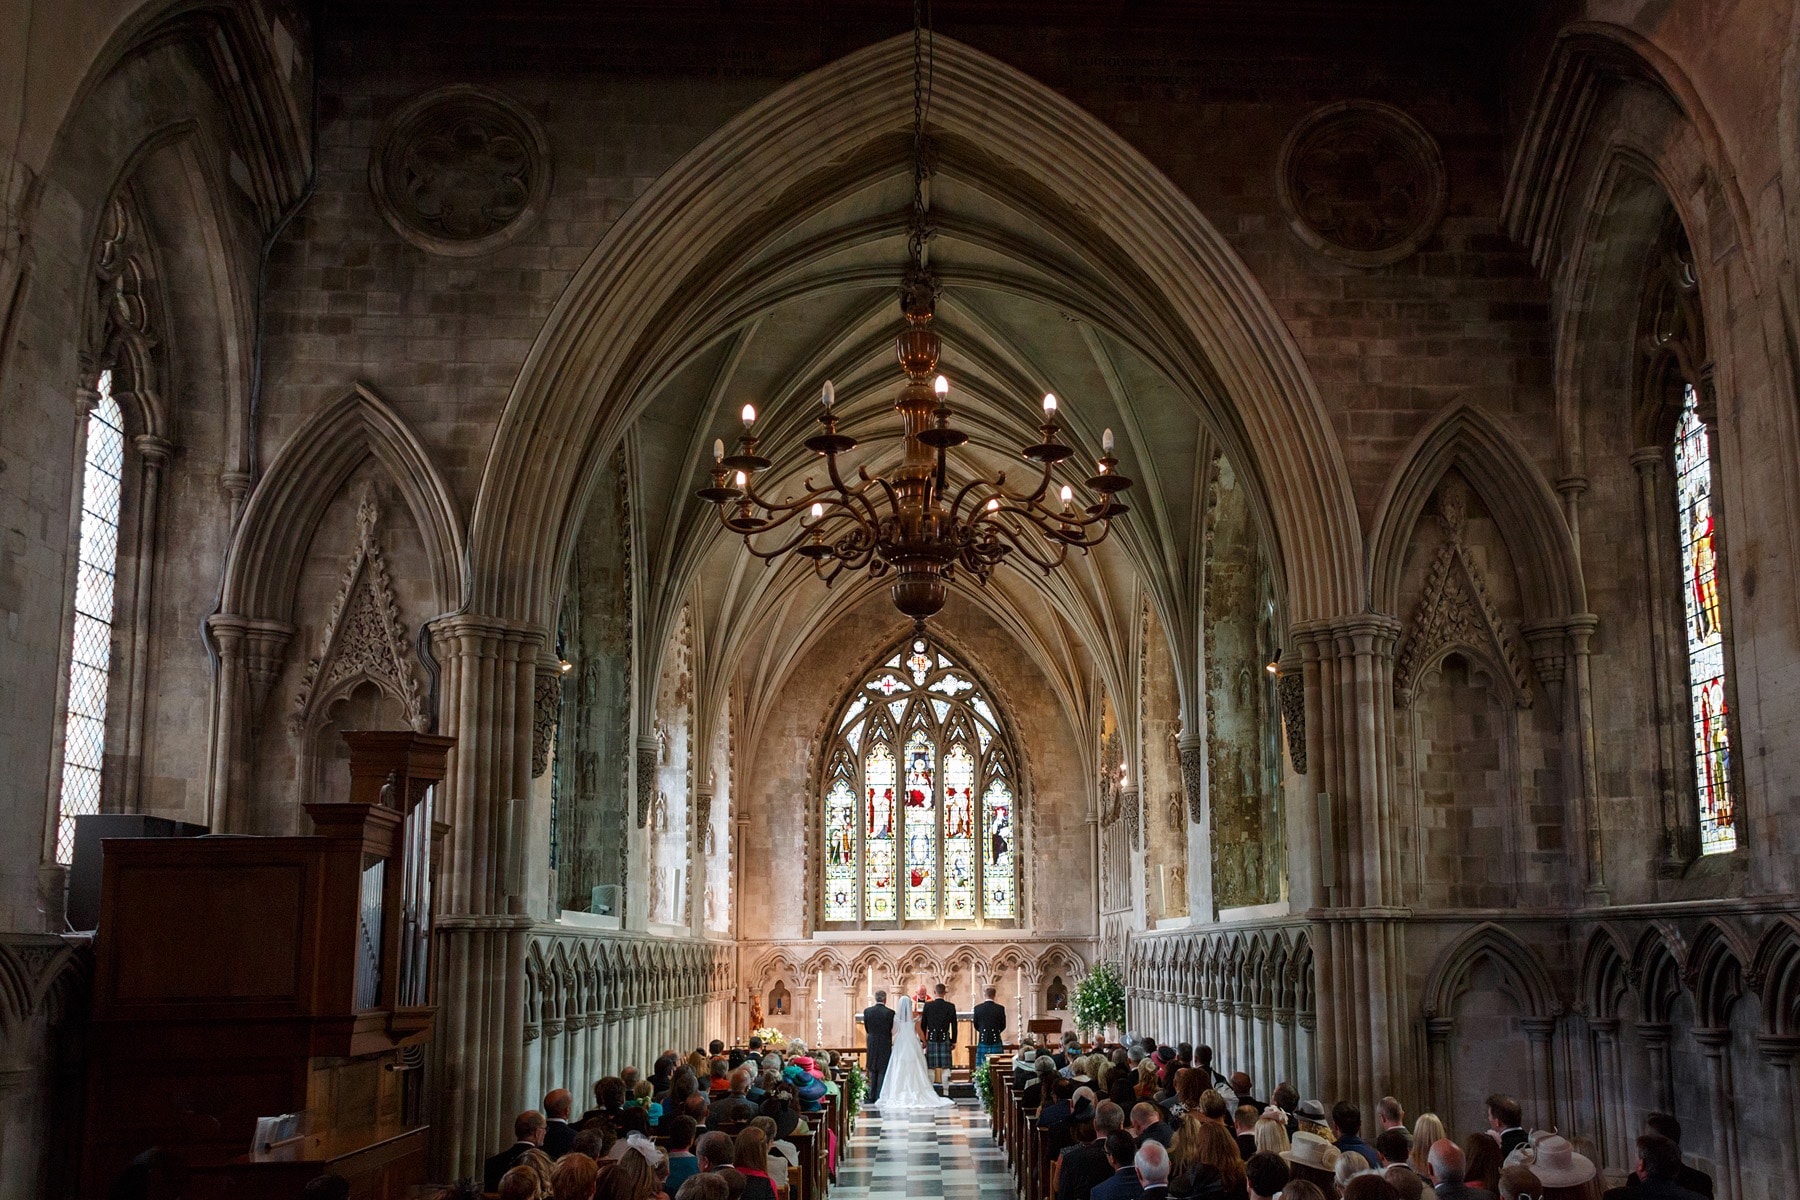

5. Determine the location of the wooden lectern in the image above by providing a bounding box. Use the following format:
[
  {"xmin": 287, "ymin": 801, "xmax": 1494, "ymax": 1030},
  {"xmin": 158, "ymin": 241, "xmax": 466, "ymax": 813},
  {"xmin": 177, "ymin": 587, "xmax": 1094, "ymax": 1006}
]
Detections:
[{"xmin": 83, "ymin": 731, "xmax": 453, "ymax": 1199}]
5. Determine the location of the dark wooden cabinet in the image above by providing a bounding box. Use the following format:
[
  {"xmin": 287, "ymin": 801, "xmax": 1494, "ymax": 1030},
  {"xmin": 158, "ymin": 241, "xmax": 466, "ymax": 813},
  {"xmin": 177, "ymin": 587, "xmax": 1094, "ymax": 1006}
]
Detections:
[{"xmin": 83, "ymin": 732, "xmax": 453, "ymax": 1199}]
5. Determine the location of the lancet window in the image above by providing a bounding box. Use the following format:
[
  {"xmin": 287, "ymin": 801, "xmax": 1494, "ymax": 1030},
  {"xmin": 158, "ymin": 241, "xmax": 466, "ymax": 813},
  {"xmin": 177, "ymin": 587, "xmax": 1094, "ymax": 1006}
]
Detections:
[
  {"xmin": 56, "ymin": 370, "xmax": 124, "ymax": 863},
  {"xmin": 821, "ymin": 638, "xmax": 1018, "ymax": 928}
]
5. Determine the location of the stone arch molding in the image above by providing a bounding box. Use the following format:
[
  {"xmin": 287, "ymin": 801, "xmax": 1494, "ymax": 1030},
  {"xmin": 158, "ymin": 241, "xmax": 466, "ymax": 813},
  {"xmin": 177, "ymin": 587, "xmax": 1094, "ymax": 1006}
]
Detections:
[
  {"xmin": 206, "ymin": 384, "xmax": 465, "ymax": 829},
  {"xmin": 1368, "ymin": 400, "xmax": 1585, "ymax": 623},
  {"xmin": 1422, "ymin": 923, "xmax": 1562, "ymax": 1022},
  {"xmin": 466, "ymin": 31, "xmax": 1361, "ymax": 632},
  {"xmin": 222, "ymin": 383, "xmax": 467, "ymax": 620}
]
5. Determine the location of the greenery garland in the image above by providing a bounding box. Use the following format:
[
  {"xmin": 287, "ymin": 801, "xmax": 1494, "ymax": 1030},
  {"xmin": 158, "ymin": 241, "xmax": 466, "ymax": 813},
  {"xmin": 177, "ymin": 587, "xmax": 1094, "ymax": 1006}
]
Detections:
[
  {"xmin": 1070, "ymin": 960, "xmax": 1126, "ymax": 1036},
  {"xmin": 975, "ymin": 1059, "xmax": 995, "ymax": 1114},
  {"xmin": 843, "ymin": 1060, "xmax": 866, "ymax": 1133}
]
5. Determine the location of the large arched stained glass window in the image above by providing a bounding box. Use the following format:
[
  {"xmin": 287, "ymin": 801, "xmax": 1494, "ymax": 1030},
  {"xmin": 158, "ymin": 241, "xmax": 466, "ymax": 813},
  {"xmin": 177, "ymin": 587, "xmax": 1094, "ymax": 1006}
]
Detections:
[
  {"xmin": 821, "ymin": 637, "xmax": 1019, "ymax": 928},
  {"xmin": 1674, "ymin": 383, "xmax": 1735, "ymax": 854}
]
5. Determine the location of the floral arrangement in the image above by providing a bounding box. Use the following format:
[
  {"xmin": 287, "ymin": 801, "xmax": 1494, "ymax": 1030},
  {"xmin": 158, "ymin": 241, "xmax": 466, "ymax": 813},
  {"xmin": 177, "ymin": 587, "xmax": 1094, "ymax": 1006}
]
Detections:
[
  {"xmin": 975, "ymin": 1059, "xmax": 995, "ymax": 1114},
  {"xmin": 844, "ymin": 1060, "xmax": 867, "ymax": 1132},
  {"xmin": 750, "ymin": 1026, "xmax": 788, "ymax": 1049},
  {"xmin": 1070, "ymin": 961, "xmax": 1126, "ymax": 1037}
]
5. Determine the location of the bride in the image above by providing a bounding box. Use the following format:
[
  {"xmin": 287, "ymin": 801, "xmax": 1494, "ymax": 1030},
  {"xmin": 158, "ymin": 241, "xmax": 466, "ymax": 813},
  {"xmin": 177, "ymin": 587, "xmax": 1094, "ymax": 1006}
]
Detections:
[{"xmin": 877, "ymin": 994, "xmax": 953, "ymax": 1110}]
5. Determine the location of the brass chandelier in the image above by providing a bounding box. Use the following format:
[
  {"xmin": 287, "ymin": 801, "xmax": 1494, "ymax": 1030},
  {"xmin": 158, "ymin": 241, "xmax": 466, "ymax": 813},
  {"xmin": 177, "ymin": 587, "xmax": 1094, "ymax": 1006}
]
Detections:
[{"xmin": 696, "ymin": 2, "xmax": 1131, "ymax": 625}]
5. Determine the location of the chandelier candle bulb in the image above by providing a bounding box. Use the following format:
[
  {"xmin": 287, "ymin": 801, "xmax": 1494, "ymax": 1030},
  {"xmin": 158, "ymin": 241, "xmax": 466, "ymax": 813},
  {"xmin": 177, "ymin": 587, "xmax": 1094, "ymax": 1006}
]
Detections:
[
  {"xmin": 1102, "ymin": 427, "xmax": 1114, "ymax": 454},
  {"xmin": 811, "ymin": 502, "xmax": 824, "ymax": 520},
  {"xmin": 734, "ymin": 470, "xmax": 747, "ymax": 487},
  {"xmin": 713, "ymin": 438, "xmax": 724, "ymax": 463},
  {"xmin": 1060, "ymin": 484, "xmax": 1073, "ymax": 505},
  {"xmin": 1043, "ymin": 392, "xmax": 1058, "ymax": 415},
  {"xmin": 986, "ymin": 498, "xmax": 1000, "ymax": 511},
  {"xmin": 935, "ymin": 375, "xmax": 949, "ymax": 395},
  {"xmin": 821, "ymin": 380, "xmax": 834, "ymax": 408},
  {"xmin": 741, "ymin": 403, "xmax": 756, "ymax": 427}
]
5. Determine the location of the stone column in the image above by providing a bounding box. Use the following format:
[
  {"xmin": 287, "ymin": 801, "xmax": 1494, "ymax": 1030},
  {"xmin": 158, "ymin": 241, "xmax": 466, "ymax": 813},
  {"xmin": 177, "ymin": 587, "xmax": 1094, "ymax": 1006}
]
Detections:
[
  {"xmin": 1589, "ymin": 1019, "xmax": 1625, "ymax": 1167},
  {"xmin": 428, "ymin": 615, "xmax": 546, "ymax": 1179},
  {"xmin": 1757, "ymin": 1036, "xmax": 1800, "ymax": 1190},
  {"xmin": 1294, "ymin": 614, "xmax": 1408, "ymax": 1110},
  {"xmin": 203, "ymin": 614, "xmax": 292, "ymax": 832},
  {"xmin": 1274, "ymin": 1007, "xmax": 1297, "ymax": 1092},
  {"xmin": 1179, "ymin": 733, "xmax": 1214, "ymax": 922},
  {"xmin": 1636, "ymin": 1022, "xmax": 1674, "ymax": 1113},
  {"xmin": 1695, "ymin": 1028, "xmax": 1741, "ymax": 1200},
  {"xmin": 1425, "ymin": 1017, "xmax": 1455, "ymax": 1116},
  {"xmin": 1520, "ymin": 1017, "xmax": 1558, "ymax": 1132},
  {"xmin": 1630, "ymin": 447, "xmax": 1688, "ymax": 871}
]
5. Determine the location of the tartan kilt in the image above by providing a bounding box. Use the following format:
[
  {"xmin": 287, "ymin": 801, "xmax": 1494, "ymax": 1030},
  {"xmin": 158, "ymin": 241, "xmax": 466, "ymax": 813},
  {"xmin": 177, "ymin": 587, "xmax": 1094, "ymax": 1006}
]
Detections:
[{"xmin": 926, "ymin": 1041, "xmax": 955, "ymax": 1070}]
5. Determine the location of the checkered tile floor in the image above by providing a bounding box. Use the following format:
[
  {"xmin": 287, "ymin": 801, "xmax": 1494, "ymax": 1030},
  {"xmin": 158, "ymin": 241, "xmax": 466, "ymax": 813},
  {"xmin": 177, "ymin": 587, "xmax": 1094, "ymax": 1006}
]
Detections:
[{"xmin": 835, "ymin": 1100, "xmax": 1012, "ymax": 1200}]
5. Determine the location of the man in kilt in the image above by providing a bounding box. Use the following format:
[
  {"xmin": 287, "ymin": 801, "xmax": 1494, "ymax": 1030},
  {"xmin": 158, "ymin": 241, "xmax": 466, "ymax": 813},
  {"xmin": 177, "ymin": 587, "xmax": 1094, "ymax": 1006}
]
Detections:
[
  {"xmin": 972, "ymin": 986, "xmax": 1007, "ymax": 1069},
  {"xmin": 921, "ymin": 983, "xmax": 960, "ymax": 1092}
]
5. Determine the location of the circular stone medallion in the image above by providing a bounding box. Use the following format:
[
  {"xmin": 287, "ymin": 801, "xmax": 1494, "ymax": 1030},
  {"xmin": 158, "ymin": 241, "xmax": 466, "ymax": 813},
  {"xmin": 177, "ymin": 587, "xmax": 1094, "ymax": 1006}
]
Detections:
[
  {"xmin": 1278, "ymin": 100, "xmax": 1446, "ymax": 268},
  {"xmin": 370, "ymin": 84, "xmax": 551, "ymax": 257}
]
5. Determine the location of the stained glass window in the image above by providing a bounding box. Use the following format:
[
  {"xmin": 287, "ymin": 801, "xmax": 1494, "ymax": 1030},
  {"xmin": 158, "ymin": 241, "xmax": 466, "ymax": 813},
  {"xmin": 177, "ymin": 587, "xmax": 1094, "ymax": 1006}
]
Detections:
[
  {"xmin": 1675, "ymin": 384, "xmax": 1735, "ymax": 854},
  {"xmin": 983, "ymin": 769, "xmax": 1016, "ymax": 918},
  {"xmin": 824, "ymin": 757, "xmax": 858, "ymax": 921},
  {"xmin": 865, "ymin": 740, "xmax": 897, "ymax": 919},
  {"xmin": 821, "ymin": 638, "xmax": 1020, "ymax": 927},
  {"xmin": 57, "ymin": 371, "xmax": 123, "ymax": 865}
]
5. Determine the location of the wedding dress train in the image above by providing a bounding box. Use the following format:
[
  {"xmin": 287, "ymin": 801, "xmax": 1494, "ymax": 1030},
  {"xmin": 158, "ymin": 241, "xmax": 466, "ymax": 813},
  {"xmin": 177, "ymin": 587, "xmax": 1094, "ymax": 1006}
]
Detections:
[{"xmin": 875, "ymin": 995, "xmax": 953, "ymax": 1111}]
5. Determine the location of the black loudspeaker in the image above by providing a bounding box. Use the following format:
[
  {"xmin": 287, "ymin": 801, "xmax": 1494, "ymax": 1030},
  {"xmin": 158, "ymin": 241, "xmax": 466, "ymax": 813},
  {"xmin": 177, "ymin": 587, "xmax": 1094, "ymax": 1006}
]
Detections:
[{"xmin": 67, "ymin": 814, "xmax": 208, "ymax": 931}]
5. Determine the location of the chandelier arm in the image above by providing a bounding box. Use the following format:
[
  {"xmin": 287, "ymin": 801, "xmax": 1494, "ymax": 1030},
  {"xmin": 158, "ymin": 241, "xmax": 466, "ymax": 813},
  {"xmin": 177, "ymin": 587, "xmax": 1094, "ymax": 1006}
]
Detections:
[
  {"xmin": 820, "ymin": 452, "xmax": 886, "ymax": 529},
  {"xmin": 985, "ymin": 519, "xmax": 1072, "ymax": 573}
]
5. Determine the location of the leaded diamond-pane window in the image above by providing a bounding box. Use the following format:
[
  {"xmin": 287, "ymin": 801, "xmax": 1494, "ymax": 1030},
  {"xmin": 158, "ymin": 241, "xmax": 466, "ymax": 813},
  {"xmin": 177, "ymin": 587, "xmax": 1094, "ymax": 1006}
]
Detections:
[
  {"xmin": 56, "ymin": 371, "xmax": 123, "ymax": 864},
  {"xmin": 822, "ymin": 637, "xmax": 1020, "ymax": 928}
]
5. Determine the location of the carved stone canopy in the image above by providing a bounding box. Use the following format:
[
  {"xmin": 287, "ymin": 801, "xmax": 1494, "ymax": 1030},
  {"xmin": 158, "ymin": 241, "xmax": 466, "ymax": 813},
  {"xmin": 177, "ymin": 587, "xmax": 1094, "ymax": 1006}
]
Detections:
[{"xmin": 290, "ymin": 488, "xmax": 428, "ymax": 735}]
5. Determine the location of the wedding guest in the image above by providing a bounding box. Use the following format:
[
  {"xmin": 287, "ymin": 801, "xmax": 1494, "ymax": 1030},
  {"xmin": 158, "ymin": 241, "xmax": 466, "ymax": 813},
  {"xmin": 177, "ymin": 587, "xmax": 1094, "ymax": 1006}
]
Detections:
[
  {"xmin": 1244, "ymin": 1152, "xmax": 1288, "ymax": 1200},
  {"xmin": 1461, "ymin": 1133, "xmax": 1502, "ymax": 1192},
  {"xmin": 731, "ymin": 1128, "xmax": 779, "ymax": 1200},
  {"xmin": 1094, "ymin": 1131, "xmax": 1149, "ymax": 1200},
  {"xmin": 663, "ymin": 1117, "xmax": 700, "ymax": 1193},
  {"xmin": 1252, "ymin": 1116, "xmax": 1290, "ymax": 1156},
  {"xmin": 1408, "ymin": 1115, "xmax": 1446, "ymax": 1178},
  {"xmin": 1500, "ymin": 1166, "xmax": 1544, "ymax": 1200},
  {"xmin": 1235, "ymin": 1106, "xmax": 1260, "ymax": 1160},
  {"xmin": 552, "ymin": 1155, "xmax": 602, "ymax": 1200}
]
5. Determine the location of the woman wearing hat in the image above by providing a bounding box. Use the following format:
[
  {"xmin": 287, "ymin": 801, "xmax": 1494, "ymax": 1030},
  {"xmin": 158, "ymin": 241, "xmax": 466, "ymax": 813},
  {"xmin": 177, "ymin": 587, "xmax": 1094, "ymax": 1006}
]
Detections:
[
  {"xmin": 1281, "ymin": 1131, "xmax": 1342, "ymax": 1195},
  {"xmin": 1517, "ymin": 1136, "xmax": 1601, "ymax": 1200}
]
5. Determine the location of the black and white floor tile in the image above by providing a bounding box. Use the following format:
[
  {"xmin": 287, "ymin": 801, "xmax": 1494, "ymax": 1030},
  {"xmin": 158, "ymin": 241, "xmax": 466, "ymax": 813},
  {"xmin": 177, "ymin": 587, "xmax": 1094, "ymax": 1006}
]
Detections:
[{"xmin": 835, "ymin": 1100, "xmax": 1012, "ymax": 1200}]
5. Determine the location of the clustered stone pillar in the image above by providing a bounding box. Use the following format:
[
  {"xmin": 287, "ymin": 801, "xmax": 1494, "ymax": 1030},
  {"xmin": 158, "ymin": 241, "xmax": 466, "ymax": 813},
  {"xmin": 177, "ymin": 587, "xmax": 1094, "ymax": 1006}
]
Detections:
[
  {"xmin": 1294, "ymin": 614, "xmax": 1410, "ymax": 1112},
  {"xmin": 429, "ymin": 614, "xmax": 545, "ymax": 1180}
]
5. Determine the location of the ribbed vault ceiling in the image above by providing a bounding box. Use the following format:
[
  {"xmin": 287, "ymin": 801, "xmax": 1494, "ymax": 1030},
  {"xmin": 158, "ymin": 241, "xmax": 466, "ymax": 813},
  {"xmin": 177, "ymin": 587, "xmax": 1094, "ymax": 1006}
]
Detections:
[{"xmin": 617, "ymin": 130, "xmax": 1256, "ymax": 750}]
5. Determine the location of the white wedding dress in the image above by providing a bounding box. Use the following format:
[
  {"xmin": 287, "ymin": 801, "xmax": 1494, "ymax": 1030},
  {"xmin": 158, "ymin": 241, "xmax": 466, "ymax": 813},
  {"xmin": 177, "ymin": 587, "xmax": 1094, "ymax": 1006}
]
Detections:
[{"xmin": 877, "ymin": 995, "xmax": 953, "ymax": 1111}]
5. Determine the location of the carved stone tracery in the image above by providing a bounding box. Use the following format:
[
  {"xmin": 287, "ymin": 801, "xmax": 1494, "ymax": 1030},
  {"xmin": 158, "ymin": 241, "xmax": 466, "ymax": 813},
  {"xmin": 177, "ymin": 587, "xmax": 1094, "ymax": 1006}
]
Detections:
[
  {"xmin": 1278, "ymin": 100, "xmax": 1447, "ymax": 268},
  {"xmin": 1393, "ymin": 477, "xmax": 1534, "ymax": 708},
  {"xmin": 290, "ymin": 488, "xmax": 427, "ymax": 734}
]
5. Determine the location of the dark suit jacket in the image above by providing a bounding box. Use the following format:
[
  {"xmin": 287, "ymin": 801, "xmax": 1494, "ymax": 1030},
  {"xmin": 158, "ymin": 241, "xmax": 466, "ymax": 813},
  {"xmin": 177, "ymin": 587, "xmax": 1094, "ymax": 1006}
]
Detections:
[
  {"xmin": 863, "ymin": 1004, "xmax": 895, "ymax": 1056},
  {"xmin": 484, "ymin": 1141, "xmax": 535, "ymax": 1192},
  {"xmin": 1608, "ymin": 1173, "xmax": 1711, "ymax": 1200},
  {"xmin": 1497, "ymin": 1127, "xmax": 1529, "ymax": 1159},
  {"xmin": 1235, "ymin": 1131, "xmax": 1257, "ymax": 1160},
  {"xmin": 973, "ymin": 1000, "xmax": 1008, "ymax": 1042},
  {"xmin": 1618, "ymin": 1165, "xmax": 1714, "ymax": 1198},
  {"xmin": 1092, "ymin": 1165, "xmax": 1147, "ymax": 1200},
  {"xmin": 1137, "ymin": 1121, "xmax": 1174, "ymax": 1149},
  {"xmin": 1058, "ymin": 1141, "xmax": 1113, "ymax": 1200},
  {"xmin": 923, "ymin": 997, "xmax": 959, "ymax": 1042},
  {"xmin": 543, "ymin": 1118, "xmax": 576, "ymax": 1159},
  {"xmin": 708, "ymin": 1095, "xmax": 761, "ymax": 1128}
]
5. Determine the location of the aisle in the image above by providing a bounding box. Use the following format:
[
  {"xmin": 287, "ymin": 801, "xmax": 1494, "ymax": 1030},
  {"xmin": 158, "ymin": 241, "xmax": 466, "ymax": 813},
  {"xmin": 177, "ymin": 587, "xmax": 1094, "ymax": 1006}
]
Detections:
[{"xmin": 832, "ymin": 1099, "xmax": 1013, "ymax": 1200}]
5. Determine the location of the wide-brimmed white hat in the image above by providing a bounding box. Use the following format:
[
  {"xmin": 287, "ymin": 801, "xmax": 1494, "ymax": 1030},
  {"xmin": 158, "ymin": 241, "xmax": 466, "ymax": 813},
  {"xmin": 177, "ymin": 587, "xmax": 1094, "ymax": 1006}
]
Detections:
[
  {"xmin": 1526, "ymin": 1136, "xmax": 1595, "ymax": 1187},
  {"xmin": 1281, "ymin": 1131, "xmax": 1341, "ymax": 1172}
]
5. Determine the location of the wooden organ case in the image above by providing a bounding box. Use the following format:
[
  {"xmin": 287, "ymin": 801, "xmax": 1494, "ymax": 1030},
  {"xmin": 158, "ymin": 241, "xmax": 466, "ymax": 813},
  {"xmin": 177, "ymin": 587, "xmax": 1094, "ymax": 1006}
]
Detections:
[{"xmin": 83, "ymin": 732, "xmax": 454, "ymax": 1198}]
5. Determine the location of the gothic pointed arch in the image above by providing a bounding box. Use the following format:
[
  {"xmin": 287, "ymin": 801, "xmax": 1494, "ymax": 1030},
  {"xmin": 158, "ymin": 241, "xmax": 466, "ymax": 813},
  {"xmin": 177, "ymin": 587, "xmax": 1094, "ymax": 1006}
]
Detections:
[
  {"xmin": 1368, "ymin": 399, "xmax": 1585, "ymax": 623},
  {"xmin": 466, "ymin": 31, "xmax": 1360, "ymax": 633},
  {"xmin": 222, "ymin": 383, "xmax": 466, "ymax": 621},
  {"xmin": 1422, "ymin": 923, "xmax": 1561, "ymax": 1021}
]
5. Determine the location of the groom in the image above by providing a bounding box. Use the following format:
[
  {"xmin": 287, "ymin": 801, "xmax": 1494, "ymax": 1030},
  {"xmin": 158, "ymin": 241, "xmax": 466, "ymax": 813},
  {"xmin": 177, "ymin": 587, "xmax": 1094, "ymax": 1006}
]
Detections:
[
  {"xmin": 861, "ymin": 989, "xmax": 894, "ymax": 1104},
  {"xmin": 922, "ymin": 983, "xmax": 959, "ymax": 1092}
]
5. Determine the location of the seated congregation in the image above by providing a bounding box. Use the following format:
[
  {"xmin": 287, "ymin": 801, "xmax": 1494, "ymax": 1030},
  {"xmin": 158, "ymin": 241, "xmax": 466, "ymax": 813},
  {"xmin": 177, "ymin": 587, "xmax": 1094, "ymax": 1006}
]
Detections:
[
  {"xmin": 997, "ymin": 1034, "xmax": 1713, "ymax": 1200},
  {"xmin": 463, "ymin": 1040, "xmax": 848, "ymax": 1200}
]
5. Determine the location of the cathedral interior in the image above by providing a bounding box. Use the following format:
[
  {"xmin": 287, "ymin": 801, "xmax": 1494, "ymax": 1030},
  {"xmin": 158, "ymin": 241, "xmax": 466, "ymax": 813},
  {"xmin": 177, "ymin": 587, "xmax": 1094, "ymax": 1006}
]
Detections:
[{"xmin": 4, "ymin": 1, "xmax": 1800, "ymax": 1196}]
